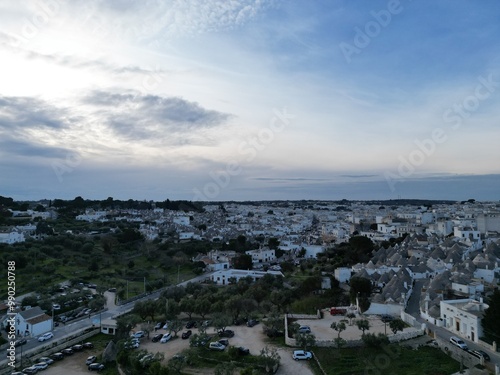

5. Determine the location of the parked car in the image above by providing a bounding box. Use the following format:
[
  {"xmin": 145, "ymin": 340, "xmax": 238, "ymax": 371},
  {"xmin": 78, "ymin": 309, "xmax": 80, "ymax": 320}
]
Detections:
[
  {"xmin": 33, "ymin": 362, "xmax": 48, "ymax": 371},
  {"xmin": 246, "ymin": 319, "xmax": 259, "ymax": 327},
  {"xmin": 292, "ymin": 350, "xmax": 313, "ymax": 360},
  {"xmin": 37, "ymin": 357, "xmax": 54, "ymax": 365},
  {"xmin": 21, "ymin": 366, "xmax": 38, "ymax": 374},
  {"xmin": 108, "ymin": 288, "xmax": 117, "ymax": 292},
  {"xmin": 61, "ymin": 348, "xmax": 74, "ymax": 355},
  {"xmin": 469, "ymin": 349, "xmax": 490, "ymax": 361},
  {"xmin": 83, "ymin": 342, "xmax": 94, "ymax": 349},
  {"xmin": 233, "ymin": 317, "xmax": 247, "ymax": 326},
  {"xmin": 124, "ymin": 341, "xmax": 139, "ymax": 349},
  {"xmin": 380, "ymin": 315, "xmax": 394, "ymax": 323},
  {"xmin": 15, "ymin": 338, "xmax": 27, "ymax": 347},
  {"xmin": 72, "ymin": 344, "xmax": 84, "ymax": 351},
  {"xmin": 152, "ymin": 333, "xmax": 163, "ymax": 342},
  {"xmin": 154, "ymin": 322, "xmax": 163, "ymax": 330},
  {"xmin": 330, "ymin": 307, "xmax": 347, "ymax": 315},
  {"xmin": 160, "ymin": 333, "xmax": 172, "ymax": 343},
  {"xmin": 88, "ymin": 363, "xmax": 105, "ymax": 371},
  {"xmin": 185, "ymin": 321, "xmax": 197, "ymax": 329},
  {"xmin": 131, "ymin": 331, "xmax": 145, "ymax": 338},
  {"xmin": 238, "ymin": 346, "xmax": 250, "ymax": 355},
  {"xmin": 38, "ymin": 332, "xmax": 54, "ymax": 342},
  {"xmin": 218, "ymin": 329, "xmax": 234, "ymax": 338},
  {"xmin": 297, "ymin": 326, "xmax": 311, "ymax": 334},
  {"xmin": 49, "ymin": 352, "xmax": 64, "ymax": 361},
  {"xmin": 449, "ymin": 336, "xmax": 468, "ymax": 350},
  {"xmin": 209, "ymin": 341, "xmax": 226, "ymax": 351},
  {"xmin": 52, "ymin": 304, "xmax": 61, "ymax": 310},
  {"xmin": 86, "ymin": 355, "xmax": 97, "ymax": 365},
  {"xmin": 182, "ymin": 330, "xmax": 192, "ymax": 339},
  {"xmin": 218, "ymin": 338, "xmax": 229, "ymax": 346}
]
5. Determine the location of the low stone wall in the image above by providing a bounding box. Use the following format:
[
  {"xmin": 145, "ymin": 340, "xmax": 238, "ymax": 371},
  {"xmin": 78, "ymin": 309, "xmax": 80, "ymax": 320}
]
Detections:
[
  {"xmin": 434, "ymin": 335, "xmax": 483, "ymax": 369},
  {"xmin": 286, "ymin": 327, "xmax": 424, "ymax": 348}
]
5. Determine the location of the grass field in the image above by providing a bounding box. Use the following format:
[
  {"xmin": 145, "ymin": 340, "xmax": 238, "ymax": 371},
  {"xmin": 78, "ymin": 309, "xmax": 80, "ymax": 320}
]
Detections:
[{"xmin": 311, "ymin": 344, "xmax": 461, "ymax": 375}]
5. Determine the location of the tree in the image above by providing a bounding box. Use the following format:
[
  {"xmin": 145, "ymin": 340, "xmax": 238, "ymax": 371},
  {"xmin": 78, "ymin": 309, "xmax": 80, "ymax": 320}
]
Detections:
[
  {"xmin": 295, "ymin": 332, "xmax": 316, "ymax": 350},
  {"xmin": 482, "ymin": 289, "xmax": 500, "ymax": 342},
  {"xmin": 167, "ymin": 354, "xmax": 187, "ymax": 374},
  {"xmin": 389, "ymin": 318, "xmax": 406, "ymax": 334},
  {"xmin": 356, "ymin": 319, "xmax": 370, "ymax": 336},
  {"xmin": 194, "ymin": 298, "xmax": 211, "ymax": 319},
  {"xmin": 331, "ymin": 321, "xmax": 346, "ymax": 339},
  {"xmin": 169, "ymin": 319, "xmax": 184, "ymax": 337},
  {"xmin": 179, "ymin": 298, "xmax": 196, "ymax": 319},
  {"xmin": 346, "ymin": 312, "xmax": 356, "ymax": 325},
  {"xmin": 214, "ymin": 362, "xmax": 236, "ymax": 375},
  {"xmin": 259, "ymin": 346, "xmax": 280, "ymax": 373},
  {"xmin": 349, "ymin": 277, "xmax": 372, "ymax": 302},
  {"xmin": 212, "ymin": 312, "xmax": 232, "ymax": 333},
  {"xmin": 164, "ymin": 298, "xmax": 180, "ymax": 320},
  {"xmin": 269, "ymin": 290, "xmax": 293, "ymax": 312},
  {"xmin": 268, "ymin": 237, "xmax": 280, "ymax": 250},
  {"xmin": 116, "ymin": 314, "xmax": 142, "ymax": 340},
  {"xmin": 334, "ymin": 337, "xmax": 347, "ymax": 350},
  {"xmin": 287, "ymin": 322, "xmax": 300, "ymax": 337},
  {"xmin": 362, "ymin": 333, "xmax": 389, "ymax": 348},
  {"xmin": 233, "ymin": 254, "xmax": 253, "ymax": 270}
]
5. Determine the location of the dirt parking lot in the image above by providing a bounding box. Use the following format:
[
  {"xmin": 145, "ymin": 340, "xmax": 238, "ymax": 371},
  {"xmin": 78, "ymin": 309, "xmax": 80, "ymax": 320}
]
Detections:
[{"xmin": 41, "ymin": 323, "xmax": 313, "ymax": 375}]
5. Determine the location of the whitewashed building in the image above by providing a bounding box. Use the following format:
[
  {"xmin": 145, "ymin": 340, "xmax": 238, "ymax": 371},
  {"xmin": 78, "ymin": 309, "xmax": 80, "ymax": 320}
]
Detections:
[
  {"xmin": 210, "ymin": 269, "xmax": 284, "ymax": 285},
  {"xmin": 15, "ymin": 307, "xmax": 52, "ymax": 337},
  {"xmin": 440, "ymin": 299, "xmax": 488, "ymax": 343},
  {"xmin": 245, "ymin": 249, "xmax": 276, "ymax": 264}
]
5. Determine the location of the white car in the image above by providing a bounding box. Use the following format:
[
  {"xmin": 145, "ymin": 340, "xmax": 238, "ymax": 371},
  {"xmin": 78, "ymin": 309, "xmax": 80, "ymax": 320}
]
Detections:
[
  {"xmin": 124, "ymin": 339, "xmax": 140, "ymax": 349},
  {"xmin": 160, "ymin": 333, "xmax": 172, "ymax": 343},
  {"xmin": 34, "ymin": 362, "xmax": 49, "ymax": 370},
  {"xmin": 38, "ymin": 332, "xmax": 54, "ymax": 342},
  {"xmin": 37, "ymin": 357, "xmax": 54, "ymax": 365},
  {"xmin": 449, "ymin": 336, "xmax": 468, "ymax": 350},
  {"xmin": 209, "ymin": 341, "xmax": 226, "ymax": 351},
  {"xmin": 132, "ymin": 330, "xmax": 145, "ymax": 338},
  {"xmin": 292, "ymin": 350, "xmax": 313, "ymax": 360}
]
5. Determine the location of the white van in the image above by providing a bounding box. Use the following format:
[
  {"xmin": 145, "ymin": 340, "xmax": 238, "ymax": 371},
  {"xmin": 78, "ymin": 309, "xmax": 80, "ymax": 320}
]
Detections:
[{"xmin": 449, "ymin": 336, "xmax": 468, "ymax": 350}]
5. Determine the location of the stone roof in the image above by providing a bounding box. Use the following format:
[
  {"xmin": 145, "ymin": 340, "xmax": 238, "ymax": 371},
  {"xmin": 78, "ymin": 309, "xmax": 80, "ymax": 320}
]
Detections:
[
  {"xmin": 27, "ymin": 314, "xmax": 52, "ymax": 325},
  {"xmin": 18, "ymin": 306, "xmax": 45, "ymax": 320}
]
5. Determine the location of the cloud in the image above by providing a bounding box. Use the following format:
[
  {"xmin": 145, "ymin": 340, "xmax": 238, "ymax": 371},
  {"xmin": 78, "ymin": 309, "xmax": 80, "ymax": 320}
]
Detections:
[
  {"xmin": 83, "ymin": 90, "xmax": 232, "ymax": 142},
  {"xmin": 0, "ymin": 137, "xmax": 77, "ymax": 160},
  {"xmin": 0, "ymin": 96, "xmax": 67, "ymax": 131},
  {"xmin": 252, "ymin": 177, "xmax": 330, "ymax": 182}
]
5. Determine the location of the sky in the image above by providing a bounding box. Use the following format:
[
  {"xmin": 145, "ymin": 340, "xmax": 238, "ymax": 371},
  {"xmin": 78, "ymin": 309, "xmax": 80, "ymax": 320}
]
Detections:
[{"xmin": 1, "ymin": 0, "xmax": 500, "ymax": 202}]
